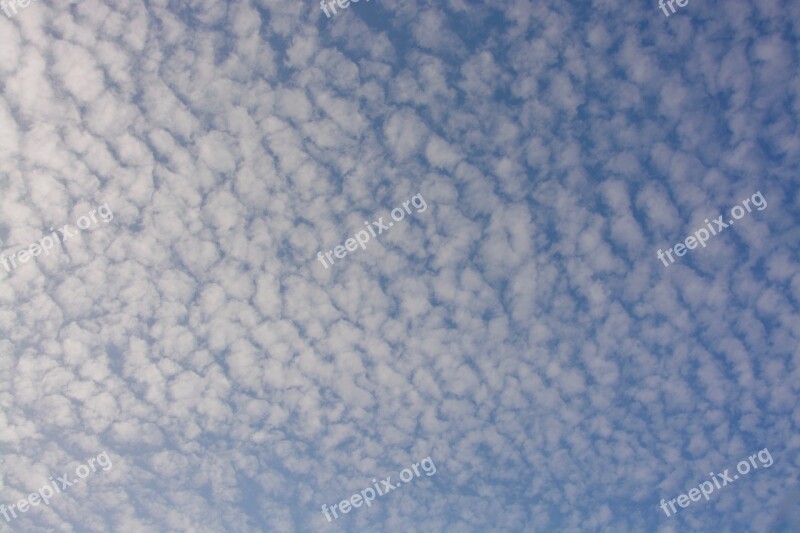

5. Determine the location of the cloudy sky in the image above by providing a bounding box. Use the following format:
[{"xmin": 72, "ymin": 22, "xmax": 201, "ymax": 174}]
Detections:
[{"xmin": 0, "ymin": 0, "xmax": 798, "ymax": 531}]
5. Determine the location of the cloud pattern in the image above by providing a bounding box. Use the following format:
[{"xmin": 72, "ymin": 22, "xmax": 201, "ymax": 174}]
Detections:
[{"xmin": 0, "ymin": 0, "xmax": 798, "ymax": 531}]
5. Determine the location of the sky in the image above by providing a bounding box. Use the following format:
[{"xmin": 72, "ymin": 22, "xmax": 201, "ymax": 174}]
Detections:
[{"xmin": 0, "ymin": 0, "xmax": 798, "ymax": 531}]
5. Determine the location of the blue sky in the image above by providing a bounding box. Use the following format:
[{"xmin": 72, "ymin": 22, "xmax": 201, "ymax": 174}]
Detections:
[{"xmin": 0, "ymin": 0, "xmax": 798, "ymax": 531}]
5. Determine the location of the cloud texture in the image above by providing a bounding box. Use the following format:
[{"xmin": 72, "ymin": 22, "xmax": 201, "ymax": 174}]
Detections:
[{"xmin": 0, "ymin": 0, "xmax": 798, "ymax": 531}]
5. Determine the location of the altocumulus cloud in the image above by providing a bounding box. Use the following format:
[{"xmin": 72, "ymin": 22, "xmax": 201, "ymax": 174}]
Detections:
[{"xmin": 0, "ymin": 0, "xmax": 798, "ymax": 531}]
